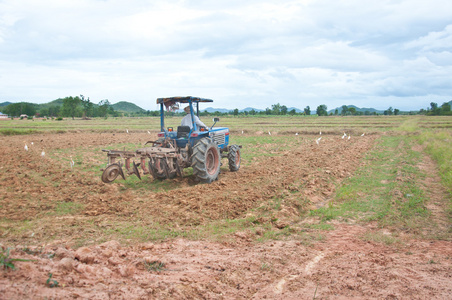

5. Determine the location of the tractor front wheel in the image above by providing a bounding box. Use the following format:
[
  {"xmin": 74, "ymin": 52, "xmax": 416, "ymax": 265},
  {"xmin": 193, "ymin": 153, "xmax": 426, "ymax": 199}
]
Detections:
[
  {"xmin": 228, "ymin": 145, "xmax": 241, "ymax": 171},
  {"xmin": 191, "ymin": 138, "xmax": 221, "ymax": 183}
]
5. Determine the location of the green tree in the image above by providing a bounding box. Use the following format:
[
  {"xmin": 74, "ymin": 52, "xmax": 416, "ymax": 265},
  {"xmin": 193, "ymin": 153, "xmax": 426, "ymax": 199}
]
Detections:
[
  {"xmin": 271, "ymin": 103, "xmax": 282, "ymax": 115},
  {"xmin": 304, "ymin": 106, "xmax": 311, "ymax": 115},
  {"xmin": 394, "ymin": 108, "xmax": 400, "ymax": 115},
  {"xmin": 3, "ymin": 102, "xmax": 36, "ymax": 117},
  {"xmin": 341, "ymin": 105, "xmax": 348, "ymax": 116},
  {"xmin": 38, "ymin": 105, "xmax": 60, "ymax": 117},
  {"xmin": 80, "ymin": 95, "xmax": 93, "ymax": 119},
  {"xmin": 316, "ymin": 104, "xmax": 328, "ymax": 116},
  {"xmin": 62, "ymin": 96, "xmax": 81, "ymax": 119},
  {"xmin": 289, "ymin": 109, "xmax": 296, "ymax": 115},
  {"xmin": 441, "ymin": 102, "xmax": 451, "ymax": 113},
  {"xmin": 348, "ymin": 107, "xmax": 356, "ymax": 115},
  {"xmin": 280, "ymin": 105, "xmax": 288, "ymax": 115},
  {"xmin": 98, "ymin": 99, "xmax": 111, "ymax": 118},
  {"xmin": 384, "ymin": 107, "xmax": 393, "ymax": 116},
  {"xmin": 233, "ymin": 108, "xmax": 239, "ymax": 117},
  {"xmin": 428, "ymin": 102, "xmax": 441, "ymax": 115}
]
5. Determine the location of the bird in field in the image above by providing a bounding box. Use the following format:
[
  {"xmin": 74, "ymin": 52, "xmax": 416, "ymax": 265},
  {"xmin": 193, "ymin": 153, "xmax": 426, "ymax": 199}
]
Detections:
[
  {"xmin": 316, "ymin": 137, "xmax": 322, "ymax": 145},
  {"xmin": 31, "ymin": 142, "xmax": 34, "ymax": 146},
  {"xmin": 24, "ymin": 143, "xmax": 28, "ymax": 151},
  {"xmin": 295, "ymin": 132, "xmax": 299, "ymax": 136},
  {"xmin": 147, "ymin": 130, "xmax": 151, "ymax": 134},
  {"xmin": 361, "ymin": 133, "xmax": 365, "ymax": 136},
  {"xmin": 70, "ymin": 156, "xmax": 75, "ymax": 169},
  {"xmin": 41, "ymin": 149, "xmax": 45, "ymax": 157},
  {"xmin": 268, "ymin": 131, "xmax": 271, "ymax": 135},
  {"xmin": 320, "ymin": 131, "xmax": 322, "ymax": 135},
  {"xmin": 348, "ymin": 135, "xmax": 351, "ymax": 140},
  {"xmin": 242, "ymin": 130, "xmax": 244, "ymax": 134},
  {"xmin": 342, "ymin": 133, "xmax": 346, "ymax": 139},
  {"xmin": 126, "ymin": 129, "xmax": 129, "ymax": 134}
]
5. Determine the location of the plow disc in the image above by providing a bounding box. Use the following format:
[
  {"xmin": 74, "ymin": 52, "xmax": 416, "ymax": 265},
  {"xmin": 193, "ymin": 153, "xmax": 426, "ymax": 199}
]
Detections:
[{"xmin": 101, "ymin": 163, "xmax": 125, "ymax": 183}]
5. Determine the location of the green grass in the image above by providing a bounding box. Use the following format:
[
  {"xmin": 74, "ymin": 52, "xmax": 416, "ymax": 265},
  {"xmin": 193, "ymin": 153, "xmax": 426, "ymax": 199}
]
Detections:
[
  {"xmin": 397, "ymin": 116, "xmax": 420, "ymax": 132},
  {"xmin": 104, "ymin": 223, "xmax": 189, "ymax": 241},
  {"xmin": 0, "ymin": 128, "xmax": 38, "ymax": 135},
  {"xmin": 417, "ymin": 130, "xmax": 452, "ymax": 193},
  {"xmin": 417, "ymin": 129, "xmax": 452, "ymax": 219},
  {"xmin": 0, "ymin": 248, "xmax": 33, "ymax": 270},
  {"xmin": 311, "ymin": 135, "xmax": 431, "ymax": 234},
  {"xmin": 54, "ymin": 202, "xmax": 84, "ymax": 216}
]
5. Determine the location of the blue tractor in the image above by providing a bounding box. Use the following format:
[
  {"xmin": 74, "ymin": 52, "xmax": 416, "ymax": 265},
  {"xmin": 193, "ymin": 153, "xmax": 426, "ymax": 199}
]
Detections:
[{"xmin": 101, "ymin": 96, "xmax": 241, "ymax": 184}]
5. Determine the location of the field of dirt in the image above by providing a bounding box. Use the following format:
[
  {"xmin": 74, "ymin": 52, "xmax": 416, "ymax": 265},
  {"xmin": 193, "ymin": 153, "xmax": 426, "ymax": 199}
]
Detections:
[{"xmin": 1, "ymin": 131, "xmax": 451, "ymax": 299}]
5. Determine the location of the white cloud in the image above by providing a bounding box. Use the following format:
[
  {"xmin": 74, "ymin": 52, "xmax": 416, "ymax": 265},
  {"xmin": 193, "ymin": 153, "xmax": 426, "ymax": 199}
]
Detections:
[
  {"xmin": 0, "ymin": 0, "xmax": 451, "ymax": 111},
  {"xmin": 405, "ymin": 24, "xmax": 452, "ymax": 52}
]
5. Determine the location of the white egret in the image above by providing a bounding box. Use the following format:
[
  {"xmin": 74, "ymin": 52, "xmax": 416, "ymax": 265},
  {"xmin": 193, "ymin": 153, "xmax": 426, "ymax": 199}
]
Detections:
[
  {"xmin": 316, "ymin": 137, "xmax": 322, "ymax": 145},
  {"xmin": 41, "ymin": 149, "xmax": 45, "ymax": 157},
  {"xmin": 361, "ymin": 133, "xmax": 365, "ymax": 136},
  {"xmin": 24, "ymin": 143, "xmax": 28, "ymax": 151},
  {"xmin": 268, "ymin": 131, "xmax": 271, "ymax": 136},
  {"xmin": 70, "ymin": 156, "xmax": 75, "ymax": 169}
]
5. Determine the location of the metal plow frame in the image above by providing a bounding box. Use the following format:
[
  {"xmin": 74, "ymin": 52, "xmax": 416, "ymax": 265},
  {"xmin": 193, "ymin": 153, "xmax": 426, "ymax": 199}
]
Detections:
[{"xmin": 100, "ymin": 143, "xmax": 185, "ymax": 183}]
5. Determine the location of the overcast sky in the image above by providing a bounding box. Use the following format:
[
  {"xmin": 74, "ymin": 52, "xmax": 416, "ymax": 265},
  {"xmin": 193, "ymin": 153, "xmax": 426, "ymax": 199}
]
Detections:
[{"xmin": 1, "ymin": 0, "xmax": 451, "ymax": 111}]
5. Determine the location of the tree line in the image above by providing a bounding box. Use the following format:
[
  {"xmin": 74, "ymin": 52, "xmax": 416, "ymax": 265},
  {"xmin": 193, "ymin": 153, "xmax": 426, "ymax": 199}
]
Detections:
[
  {"xmin": 227, "ymin": 102, "xmax": 450, "ymax": 117},
  {"xmin": 419, "ymin": 102, "xmax": 452, "ymax": 116},
  {"xmin": 2, "ymin": 98, "xmax": 450, "ymax": 118},
  {"xmin": 225, "ymin": 103, "xmax": 388, "ymax": 116},
  {"xmin": 2, "ymin": 95, "xmax": 119, "ymax": 119}
]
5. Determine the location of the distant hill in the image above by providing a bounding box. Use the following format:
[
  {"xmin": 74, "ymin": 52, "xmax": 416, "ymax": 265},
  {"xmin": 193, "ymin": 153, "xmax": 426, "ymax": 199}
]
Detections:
[
  {"xmin": 241, "ymin": 107, "xmax": 264, "ymax": 112},
  {"xmin": 38, "ymin": 98, "xmax": 65, "ymax": 110},
  {"xmin": 111, "ymin": 101, "xmax": 146, "ymax": 113},
  {"xmin": 329, "ymin": 105, "xmax": 384, "ymax": 114},
  {"xmin": 203, "ymin": 107, "xmax": 231, "ymax": 113},
  {"xmin": 288, "ymin": 107, "xmax": 303, "ymax": 113},
  {"xmin": 0, "ymin": 102, "xmax": 12, "ymax": 107}
]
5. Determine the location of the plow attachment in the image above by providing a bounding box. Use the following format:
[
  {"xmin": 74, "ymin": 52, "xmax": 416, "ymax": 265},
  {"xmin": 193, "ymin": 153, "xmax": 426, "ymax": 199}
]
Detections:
[{"xmin": 100, "ymin": 143, "xmax": 185, "ymax": 183}]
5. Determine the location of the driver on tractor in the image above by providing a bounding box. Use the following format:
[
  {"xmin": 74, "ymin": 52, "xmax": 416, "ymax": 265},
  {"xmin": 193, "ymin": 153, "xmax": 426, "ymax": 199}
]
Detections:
[{"xmin": 181, "ymin": 106, "xmax": 207, "ymax": 129}]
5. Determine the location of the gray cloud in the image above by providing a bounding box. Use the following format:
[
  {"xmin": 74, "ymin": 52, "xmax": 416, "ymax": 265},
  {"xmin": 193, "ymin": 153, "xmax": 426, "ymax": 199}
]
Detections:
[{"xmin": 0, "ymin": 0, "xmax": 451, "ymax": 111}]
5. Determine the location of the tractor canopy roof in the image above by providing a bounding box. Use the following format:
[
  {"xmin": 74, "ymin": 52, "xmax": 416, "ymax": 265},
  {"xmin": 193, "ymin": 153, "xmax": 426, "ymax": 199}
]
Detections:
[{"xmin": 156, "ymin": 96, "xmax": 213, "ymax": 104}]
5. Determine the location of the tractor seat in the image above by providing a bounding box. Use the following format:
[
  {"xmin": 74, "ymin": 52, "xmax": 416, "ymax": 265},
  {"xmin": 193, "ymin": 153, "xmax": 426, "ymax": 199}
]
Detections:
[{"xmin": 177, "ymin": 126, "xmax": 191, "ymax": 138}]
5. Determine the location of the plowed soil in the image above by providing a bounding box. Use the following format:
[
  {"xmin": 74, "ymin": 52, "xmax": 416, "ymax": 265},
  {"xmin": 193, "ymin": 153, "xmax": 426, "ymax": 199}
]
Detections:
[{"xmin": 1, "ymin": 132, "xmax": 451, "ymax": 299}]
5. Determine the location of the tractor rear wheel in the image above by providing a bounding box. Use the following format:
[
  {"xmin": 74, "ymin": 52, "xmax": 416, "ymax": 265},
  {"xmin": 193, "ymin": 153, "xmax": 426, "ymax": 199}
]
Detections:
[
  {"xmin": 191, "ymin": 137, "xmax": 221, "ymax": 183},
  {"xmin": 228, "ymin": 145, "xmax": 241, "ymax": 171}
]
